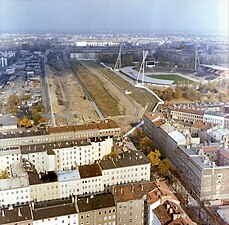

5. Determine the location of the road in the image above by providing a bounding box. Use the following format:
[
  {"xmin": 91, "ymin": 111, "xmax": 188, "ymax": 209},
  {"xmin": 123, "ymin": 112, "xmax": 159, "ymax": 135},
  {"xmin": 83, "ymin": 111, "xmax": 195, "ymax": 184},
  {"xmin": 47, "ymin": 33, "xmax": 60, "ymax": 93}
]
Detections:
[{"xmin": 43, "ymin": 51, "xmax": 56, "ymax": 127}]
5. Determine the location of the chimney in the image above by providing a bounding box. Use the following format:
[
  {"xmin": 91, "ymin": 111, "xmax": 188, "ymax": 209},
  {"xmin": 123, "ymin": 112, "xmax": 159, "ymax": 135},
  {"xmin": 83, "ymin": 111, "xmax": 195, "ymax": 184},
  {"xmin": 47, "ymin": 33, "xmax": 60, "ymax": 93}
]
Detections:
[
  {"xmin": 121, "ymin": 188, "xmax": 123, "ymax": 194},
  {"xmin": 31, "ymin": 201, "xmax": 34, "ymax": 210},
  {"xmin": 86, "ymin": 198, "xmax": 89, "ymax": 204},
  {"xmin": 72, "ymin": 195, "xmax": 75, "ymax": 204},
  {"xmin": 131, "ymin": 185, "xmax": 134, "ymax": 193},
  {"xmin": 1, "ymin": 210, "xmax": 4, "ymax": 217},
  {"xmin": 18, "ymin": 208, "xmax": 22, "ymax": 217},
  {"xmin": 169, "ymin": 208, "xmax": 173, "ymax": 215},
  {"xmin": 140, "ymin": 183, "xmax": 143, "ymax": 191}
]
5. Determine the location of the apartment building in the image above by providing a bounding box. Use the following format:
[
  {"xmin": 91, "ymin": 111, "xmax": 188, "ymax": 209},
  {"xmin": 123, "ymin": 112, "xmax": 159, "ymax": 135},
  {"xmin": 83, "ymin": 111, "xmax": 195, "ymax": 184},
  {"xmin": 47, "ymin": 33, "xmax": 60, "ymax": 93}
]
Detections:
[
  {"xmin": 170, "ymin": 107, "xmax": 229, "ymax": 128},
  {"xmin": 0, "ymin": 177, "xmax": 30, "ymax": 208},
  {"xmin": 114, "ymin": 182, "xmax": 154, "ymax": 225},
  {"xmin": 58, "ymin": 170, "xmax": 81, "ymax": 199},
  {"xmin": 79, "ymin": 164, "xmax": 103, "ymax": 195},
  {"xmin": 100, "ymin": 151, "xmax": 151, "ymax": 189},
  {"xmin": 143, "ymin": 112, "xmax": 229, "ymax": 201},
  {"xmin": 28, "ymin": 166, "xmax": 60, "ymax": 203},
  {"xmin": 20, "ymin": 136, "xmax": 112, "ymax": 173},
  {"xmin": 77, "ymin": 193, "xmax": 116, "ymax": 225},
  {"xmin": 0, "ymin": 181, "xmax": 198, "ymax": 225},
  {"xmin": 32, "ymin": 199, "xmax": 78, "ymax": 225},
  {"xmin": 0, "ymin": 147, "xmax": 21, "ymax": 171},
  {"xmin": 0, "ymin": 120, "xmax": 120, "ymax": 147},
  {"xmin": 171, "ymin": 108, "xmax": 204, "ymax": 123},
  {"xmin": 1, "ymin": 149, "xmax": 151, "ymax": 207}
]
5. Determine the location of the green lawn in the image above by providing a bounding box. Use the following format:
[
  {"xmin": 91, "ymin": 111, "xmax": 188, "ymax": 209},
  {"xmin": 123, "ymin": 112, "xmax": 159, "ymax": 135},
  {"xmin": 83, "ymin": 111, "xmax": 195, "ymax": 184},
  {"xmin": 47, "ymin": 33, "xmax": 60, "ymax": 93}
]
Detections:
[{"xmin": 147, "ymin": 74, "xmax": 195, "ymax": 84}]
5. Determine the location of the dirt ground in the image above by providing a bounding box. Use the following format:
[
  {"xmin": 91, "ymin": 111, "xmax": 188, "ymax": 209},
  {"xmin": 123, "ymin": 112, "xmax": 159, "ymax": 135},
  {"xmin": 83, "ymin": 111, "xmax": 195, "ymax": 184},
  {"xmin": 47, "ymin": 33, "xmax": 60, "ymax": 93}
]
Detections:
[
  {"xmin": 46, "ymin": 60, "xmax": 99, "ymax": 126},
  {"xmin": 71, "ymin": 61, "xmax": 147, "ymax": 132}
]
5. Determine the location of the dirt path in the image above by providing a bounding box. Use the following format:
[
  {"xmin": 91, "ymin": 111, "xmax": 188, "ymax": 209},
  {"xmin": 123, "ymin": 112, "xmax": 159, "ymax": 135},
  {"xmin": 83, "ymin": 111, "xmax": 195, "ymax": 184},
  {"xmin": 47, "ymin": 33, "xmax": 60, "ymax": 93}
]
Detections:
[{"xmin": 46, "ymin": 60, "xmax": 99, "ymax": 125}]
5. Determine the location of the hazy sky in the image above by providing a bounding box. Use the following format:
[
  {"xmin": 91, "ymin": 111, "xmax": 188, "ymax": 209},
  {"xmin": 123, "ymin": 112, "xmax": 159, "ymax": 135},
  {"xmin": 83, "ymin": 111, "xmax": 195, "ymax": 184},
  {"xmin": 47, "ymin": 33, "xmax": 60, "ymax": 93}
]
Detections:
[{"xmin": 0, "ymin": 0, "xmax": 228, "ymax": 34}]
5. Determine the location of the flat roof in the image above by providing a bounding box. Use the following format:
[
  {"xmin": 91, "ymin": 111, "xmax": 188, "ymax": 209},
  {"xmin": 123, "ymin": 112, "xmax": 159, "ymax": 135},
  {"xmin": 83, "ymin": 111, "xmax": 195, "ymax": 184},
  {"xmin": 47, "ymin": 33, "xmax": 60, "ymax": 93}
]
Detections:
[
  {"xmin": 0, "ymin": 176, "xmax": 29, "ymax": 191},
  {"xmin": 58, "ymin": 170, "xmax": 81, "ymax": 182},
  {"xmin": 168, "ymin": 130, "xmax": 186, "ymax": 143},
  {"xmin": 77, "ymin": 193, "xmax": 115, "ymax": 212}
]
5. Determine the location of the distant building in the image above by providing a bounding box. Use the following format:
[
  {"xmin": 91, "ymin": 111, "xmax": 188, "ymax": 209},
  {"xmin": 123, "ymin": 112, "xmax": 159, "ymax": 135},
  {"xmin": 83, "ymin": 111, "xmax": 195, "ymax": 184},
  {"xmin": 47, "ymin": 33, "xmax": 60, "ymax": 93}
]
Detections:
[{"xmin": 143, "ymin": 112, "xmax": 229, "ymax": 202}]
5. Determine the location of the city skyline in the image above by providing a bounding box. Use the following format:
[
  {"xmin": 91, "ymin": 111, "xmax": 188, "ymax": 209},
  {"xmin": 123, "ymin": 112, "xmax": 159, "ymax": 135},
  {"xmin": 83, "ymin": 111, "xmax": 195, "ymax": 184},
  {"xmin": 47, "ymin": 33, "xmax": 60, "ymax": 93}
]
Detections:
[{"xmin": 0, "ymin": 0, "xmax": 228, "ymax": 34}]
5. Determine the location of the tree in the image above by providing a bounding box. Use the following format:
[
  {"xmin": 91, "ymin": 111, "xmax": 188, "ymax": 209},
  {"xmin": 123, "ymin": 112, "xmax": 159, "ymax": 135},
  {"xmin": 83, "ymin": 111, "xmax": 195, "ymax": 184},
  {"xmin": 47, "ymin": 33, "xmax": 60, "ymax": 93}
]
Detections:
[
  {"xmin": 163, "ymin": 87, "xmax": 174, "ymax": 101},
  {"xmin": 173, "ymin": 87, "xmax": 182, "ymax": 99},
  {"xmin": 157, "ymin": 159, "xmax": 171, "ymax": 175},
  {"xmin": 147, "ymin": 150, "xmax": 161, "ymax": 166},
  {"xmin": 108, "ymin": 150, "xmax": 119, "ymax": 159},
  {"xmin": 7, "ymin": 93, "xmax": 21, "ymax": 114},
  {"xmin": 0, "ymin": 169, "xmax": 9, "ymax": 179},
  {"xmin": 140, "ymin": 136, "xmax": 156, "ymax": 154},
  {"xmin": 18, "ymin": 116, "xmax": 32, "ymax": 128}
]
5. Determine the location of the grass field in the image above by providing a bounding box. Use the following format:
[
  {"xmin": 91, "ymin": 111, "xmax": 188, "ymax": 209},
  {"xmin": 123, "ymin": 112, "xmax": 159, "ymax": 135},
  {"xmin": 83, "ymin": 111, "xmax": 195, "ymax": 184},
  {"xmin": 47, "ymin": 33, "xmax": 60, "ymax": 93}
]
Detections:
[
  {"xmin": 89, "ymin": 62, "xmax": 158, "ymax": 109},
  {"xmin": 147, "ymin": 74, "xmax": 195, "ymax": 84},
  {"xmin": 70, "ymin": 62, "xmax": 122, "ymax": 117}
]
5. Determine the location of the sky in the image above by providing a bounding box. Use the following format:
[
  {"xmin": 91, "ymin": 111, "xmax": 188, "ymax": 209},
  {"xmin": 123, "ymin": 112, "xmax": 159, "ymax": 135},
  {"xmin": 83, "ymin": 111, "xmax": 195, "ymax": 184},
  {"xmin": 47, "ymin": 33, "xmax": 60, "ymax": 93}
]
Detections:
[{"xmin": 0, "ymin": 0, "xmax": 228, "ymax": 34}]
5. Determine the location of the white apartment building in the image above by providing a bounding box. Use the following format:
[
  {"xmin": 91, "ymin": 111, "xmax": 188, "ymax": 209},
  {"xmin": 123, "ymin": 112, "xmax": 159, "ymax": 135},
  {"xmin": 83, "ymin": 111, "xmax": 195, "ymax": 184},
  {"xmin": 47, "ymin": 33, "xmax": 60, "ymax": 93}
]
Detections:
[
  {"xmin": 0, "ymin": 147, "xmax": 21, "ymax": 171},
  {"xmin": 79, "ymin": 164, "xmax": 104, "ymax": 195},
  {"xmin": 0, "ymin": 177, "xmax": 30, "ymax": 207},
  {"xmin": 0, "ymin": 119, "xmax": 120, "ymax": 148},
  {"xmin": 58, "ymin": 170, "xmax": 81, "ymax": 199},
  {"xmin": 20, "ymin": 137, "xmax": 113, "ymax": 173},
  {"xmin": 99, "ymin": 151, "xmax": 151, "ymax": 188},
  {"xmin": 21, "ymin": 145, "xmax": 56, "ymax": 172},
  {"xmin": 203, "ymin": 112, "xmax": 228, "ymax": 127}
]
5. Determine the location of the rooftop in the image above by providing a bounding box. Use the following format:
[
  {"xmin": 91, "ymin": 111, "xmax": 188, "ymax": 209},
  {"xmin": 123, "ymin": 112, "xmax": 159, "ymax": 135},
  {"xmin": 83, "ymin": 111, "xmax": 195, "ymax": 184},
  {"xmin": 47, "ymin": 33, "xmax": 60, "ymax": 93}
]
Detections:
[
  {"xmin": 47, "ymin": 119, "xmax": 119, "ymax": 134},
  {"xmin": 114, "ymin": 182, "xmax": 157, "ymax": 202},
  {"xmin": 28, "ymin": 171, "xmax": 58, "ymax": 185},
  {"xmin": 0, "ymin": 206, "xmax": 32, "ymax": 224},
  {"xmin": 77, "ymin": 193, "xmax": 115, "ymax": 212},
  {"xmin": 79, "ymin": 163, "xmax": 102, "ymax": 179},
  {"xmin": 147, "ymin": 182, "xmax": 179, "ymax": 206},
  {"xmin": 20, "ymin": 139, "xmax": 91, "ymax": 154},
  {"xmin": 33, "ymin": 199, "xmax": 77, "ymax": 220},
  {"xmin": 171, "ymin": 108, "xmax": 204, "ymax": 115},
  {"xmin": 99, "ymin": 151, "xmax": 150, "ymax": 170},
  {"xmin": 0, "ymin": 146, "xmax": 20, "ymax": 156},
  {"xmin": 0, "ymin": 176, "xmax": 29, "ymax": 191},
  {"xmin": 58, "ymin": 170, "xmax": 81, "ymax": 182}
]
